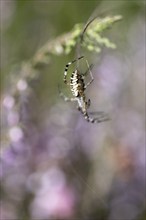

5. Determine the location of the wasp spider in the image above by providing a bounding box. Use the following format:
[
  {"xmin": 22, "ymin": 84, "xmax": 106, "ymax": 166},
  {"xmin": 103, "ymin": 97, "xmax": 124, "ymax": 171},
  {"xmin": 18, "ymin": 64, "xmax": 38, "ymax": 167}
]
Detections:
[{"xmin": 59, "ymin": 56, "xmax": 109, "ymax": 123}]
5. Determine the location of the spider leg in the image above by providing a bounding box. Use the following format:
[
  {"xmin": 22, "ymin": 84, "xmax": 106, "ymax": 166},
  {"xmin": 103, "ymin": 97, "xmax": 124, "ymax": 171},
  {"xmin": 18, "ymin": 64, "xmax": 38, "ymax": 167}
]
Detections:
[
  {"xmin": 82, "ymin": 110, "xmax": 110, "ymax": 123},
  {"xmin": 84, "ymin": 59, "xmax": 94, "ymax": 89},
  {"xmin": 92, "ymin": 110, "xmax": 110, "ymax": 123},
  {"xmin": 88, "ymin": 111, "xmax": 109, "ymax": 116},
  {"xmin": 64, "ymin": 56, "xmax": 84, "ymax": 84},
  {"xmin": 95, "ymin": 116, "xmax": 110, "ymax": 123},
  {"xmin": 83, "ymin": 64, "xmax": 94, "ymax": 76}
]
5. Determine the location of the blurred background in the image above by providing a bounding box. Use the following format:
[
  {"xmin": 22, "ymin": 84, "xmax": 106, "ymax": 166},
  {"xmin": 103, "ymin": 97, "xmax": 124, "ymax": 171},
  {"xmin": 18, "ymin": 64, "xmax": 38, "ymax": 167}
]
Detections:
[{"xmin": 1, "ymin": 1, "xmax": 145, "ymax": 220}]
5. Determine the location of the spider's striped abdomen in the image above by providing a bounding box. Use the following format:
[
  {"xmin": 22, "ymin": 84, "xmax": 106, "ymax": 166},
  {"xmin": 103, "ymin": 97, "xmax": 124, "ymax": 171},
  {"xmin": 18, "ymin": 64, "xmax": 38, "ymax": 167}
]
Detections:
[{"xmin": 70, "ymin": 70, "xmax": 85, "ymax": 97}]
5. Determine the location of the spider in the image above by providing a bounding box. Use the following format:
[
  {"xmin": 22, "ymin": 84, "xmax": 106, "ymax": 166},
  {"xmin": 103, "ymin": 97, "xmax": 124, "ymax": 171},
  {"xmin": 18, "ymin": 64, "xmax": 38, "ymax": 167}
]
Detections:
[{"xmin": 59, "ymin": 56, "xmax": 109, "ymax": 123}]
